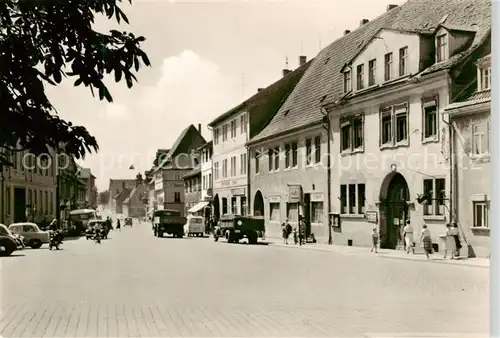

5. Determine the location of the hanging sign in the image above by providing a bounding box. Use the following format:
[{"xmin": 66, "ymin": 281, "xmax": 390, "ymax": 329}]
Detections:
[{"xmin": 288, "ymin": 185, "xmax": 302, "ymax": 203}]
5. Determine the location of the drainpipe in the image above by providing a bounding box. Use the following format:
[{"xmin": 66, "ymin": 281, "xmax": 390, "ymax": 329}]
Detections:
[
  {"xmin": 246, "ymin": 145, "xmax": 251, "ymax": 217},
  {"xmin": 0, "ymin": 164, "xmax": 4, "ymax": 224},
  {"xmin": 443, "ymin": 74, "xmax": 453, "ymax": 223}
]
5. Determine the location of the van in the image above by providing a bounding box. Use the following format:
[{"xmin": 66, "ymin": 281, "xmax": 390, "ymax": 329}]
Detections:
[{"xmin": 184, "ymin": 216, "xmax": 205, "ymax": 237}]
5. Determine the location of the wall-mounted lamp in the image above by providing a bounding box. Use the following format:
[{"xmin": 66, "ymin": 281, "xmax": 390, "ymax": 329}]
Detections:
[
  {"xmin": 390, "ymin": 164, "xmax": 397, "ymax": 172},
  {"xmin": 312, "ymin": 184, "xmax": 315, "ymax": 190}
]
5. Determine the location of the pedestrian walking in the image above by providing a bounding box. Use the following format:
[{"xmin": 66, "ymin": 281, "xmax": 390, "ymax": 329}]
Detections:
[
  {"xmin": 450, "ymin": 223, "xmax": 462, "ymax": 257},
  {"xmin": 116, "ymin": 219, "xmax": 121, "ymax": 232},
  {"xmin": 443, "ymin": 223, "xmax": 457, "ymax": 259},
  {"xmin": 298, "ymin": 218, "xmax": 306, "ymax": 245},
  {"xmin": 370, "ymin": 228, "xmax": 378, "ymax": 253},
  {"xmin": 420, "ymin": 224, "xmax": 433, "ymax": 259},
  {"xmin": 281, "ymin": 219, "xmax": 292, "ymax": 244},
  {"xmin": 403, "ymin": 220, "xmax": 415, "ymax": 254}
]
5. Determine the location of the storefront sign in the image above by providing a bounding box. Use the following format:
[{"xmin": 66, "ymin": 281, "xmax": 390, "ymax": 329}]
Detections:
[
  {"xmin": 365, "ymin": 210, "xmax": 378, "ymax": 223},
  {"xmin": 311, "ymin": 193, "xmax": 323, "ymax": 202},
  {"xmin": 165, "ymin": 182, "xmax": 184, "ymax": 188},
  {"xmin": 231, "ymin": 188, "xmax": 245, "ymax": 196},
  {"xmin": 288, "ymin": 185, "xmax": 302, "ymax": 203},
  {"xmin": 269, "ymin": 196, "xmax": 280, "ymax": 203}
]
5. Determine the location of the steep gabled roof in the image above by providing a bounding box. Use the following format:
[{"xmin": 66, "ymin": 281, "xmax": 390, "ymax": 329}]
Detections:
[
  {"xmin": 208, "ymin": 60, "xmax": 312, "ymax": 138},
  {"xmin": 183, "ymin": 168, "xmax": 201, "ymax": 180},
  {"xmin": 123, "ymin": 185, "xmax": 145, "ymax": 205},
  {"xmin": 155, "ymin": 125, "xmax": 206, "ymax": 171},
  {"xmin": 114, "ymin": 188, "xmax": 132, "ymax": 201},
  {"xmin": 249, "ymin": 0, "xmax": 491, "ymax": 144}
]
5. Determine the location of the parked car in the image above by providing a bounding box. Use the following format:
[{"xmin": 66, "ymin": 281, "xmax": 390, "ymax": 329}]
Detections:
[
  {"xmin": 0, "ymin": 236, "xmax": 18, "ymax": 256},
  {"xmin": 213, "ymin": 215, "xmax": 265, "ymax": 244},
  {"xmin": 0, "ymin": 223, "xmax": 25, "ymax": 249},
  {"xmin": 8, "ymin": 223, "xmax": 50, "ymax": 249},
  {"xmin": 184, "ymin": 216, "xmax": 205, "ymax": 237}
]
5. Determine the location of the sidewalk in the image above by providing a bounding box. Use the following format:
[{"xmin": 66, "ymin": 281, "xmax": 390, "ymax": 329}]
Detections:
[{"xmin": 265, "ymin": 237, "xmax": 490, "ymax": 268}]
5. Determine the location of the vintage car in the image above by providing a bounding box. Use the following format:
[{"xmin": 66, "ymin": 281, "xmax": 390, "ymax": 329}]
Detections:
[
  {"xmin": 8, "ymin": 222, "xmax": 50, "ymax": 249},
  {"xmin": 184, "ymin": 215, "xmax": 205, "ymax": 237},
  {"xmin": 153, "ymin": 209, "xmax": 186, "ymax": 238},
  {"xmin": 213, "ymin": 214, "xmax": 265, "ymax": 244},
  {"xmin": 124, "ymin": 217, "xmax": 133, "ymax": 227},
  {"xmin": 0, "ymin": 223, "xmax": 24, "ymax": 251}
]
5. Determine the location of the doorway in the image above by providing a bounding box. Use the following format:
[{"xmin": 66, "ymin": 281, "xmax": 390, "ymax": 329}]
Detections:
[
  {"xmin": 14, "ymin": 187, "xmax": 26, "ymax": 223},
  {"xmin": 253, "ymin": 190, "xmax": 264, "ymax": 216},
  {"xmin": 379, "ymin": 172, "xmax": 409, "ymax": 249}
]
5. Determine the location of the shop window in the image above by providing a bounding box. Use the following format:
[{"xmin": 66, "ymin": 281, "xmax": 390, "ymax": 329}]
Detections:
[
  {"xmin": 240, "ymin": 197, "xmax": 247, "ymax": 216},
  {"xmin": 340, "ymin": 183, "xmax": 365, "ymax": 215},
  {"xmin": 422, "ymin": 178, "xmax": 445, "ymax": 216},
  {"xmin": 286, "ymin": 203, "xmax": 298, "ymax": 222},
  {"xmin": 222, "ymin": 198, "xmax": 227, "ymax": 215},
  {"xmin": 340, "ymin": 185, "xmax": 347, "ymax": 214},
  {"xmin": 174, "ymin": 192, "xmax": 181, "ymax": 203}
]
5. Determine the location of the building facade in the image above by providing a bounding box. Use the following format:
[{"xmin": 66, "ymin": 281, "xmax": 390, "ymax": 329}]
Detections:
[
  {"xmin": 108, "ymin": 179, "xmax": 136, "ymax": 212},
  {"xmin": 123, "ymin": 183, "xmax": 147, "ymax": 218},
  {"xmin": 248, "ymin": 125, "xmax": 328, "ymax": 240},
  {"xmin": 322, "ymin": 2, "xmax": 490, "ymax": 250},
  {"xmin": 152, "ymin": 124, "xmax": 206, "ymax": 216},
  {"xmin": 183, "ymin": 169, "xmax": 202, "ymax": 216},
  {"xmin": 1, "ymin": 150, "xmax": 57, "ymax": 225},
  {"xmin": 445, "ymin": 54, "xmax": 491, "ymax": 257},
  {"xmin": 209, "ymin": 58, "xmax": 311, "ymax": 220},
  {"xmin": 200, "ymin": 141, "xmax": 213, "ymax": 203},
  {"xmin": 79, "ymin": 168, "xmax": 97, "ymax": 209}
]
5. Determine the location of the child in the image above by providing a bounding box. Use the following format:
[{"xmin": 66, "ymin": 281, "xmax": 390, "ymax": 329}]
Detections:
[{"xmin": 371, "ymin": 228, "xmax": 379, "ymax": 253}]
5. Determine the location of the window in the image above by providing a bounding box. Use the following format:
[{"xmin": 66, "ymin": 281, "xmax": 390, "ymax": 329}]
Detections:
[
  {"xmin": 395, "ymin": 105, "xmax": 408, "ymax": 143},
  {"xmin": 240, "ymin": 153, "xmax": 247, "ymax": 175},
  {"xmin": 305, "ymin": 138, "xmax": 312, "ymax": 165},
  {"xmin": 340, "ymin": 185, "xmax": 347, "ymax": 214},
  {"xmin": 270, "ymin": 202, "xmax": 280, "ymax": 221},
  {"xmin": 214, "ymin": 128, "xmax": 219, "ymax": 145},
  {"xmin": 214, "ymin": 162, "xmax": 219, "ymax": 179},
  {"xmin": 231, "ymin": 120, "xmax": 237, "ymax": 138},
  {"xmin": 399, "ymin": 47, "xmax": 408, "ymax": 76},
  {"xmin": 472, "ymin": 123, "xmax": 489, "ymax": 155},
  {"xmin": 348, "ymin": 184, "xmax": 356, "ymax": 214},
  {"xmin": 291, "ymin": 141, "xmax": 298, "ymax": 167},
  {"xmin": 255, "ymin": 151, "xmax": 260, "ymax": 174},
  {"xmin": 45, "ymin": 191, "xmax": 48, "ymax": 214},
  {"xmin": 423, "ymin": 100, "xmax": 438, "ymax": 139},
  {"xmin": 274, "ymin": 146, "xmax": 279, "ymax": 170},
  {"xmin": 423, "ymin": 178, "xmax": 446, "ymax": 216},
  {"xmin": 368, "ymin": 59, "xmax": 376, "ymax": 86},
  {"xmin": 357, "ymin": 184, "xmax": 366, "ymax": 214},
  {"xmin": 284, "ymin": 143, "xmax": 290, "ymax": 168},
  {"xmin": 384, "ymin": 53, "xmax": 393, "ymax": 81},
  {"xmin": 240, "ymin": 114, "xmax": 247, "ymax": 134},
  {"xmin": 5, "ymin": 186, "xmax": 11, "ymax": 215},
  {"xmin": 380, "ymin": 109, "xmax": 392, "ymax": 146},
  {"xmin": 230, "ymin": 156, "xmax": 236, "ymax": 176},
  {"xmin": 340, "ymin": 183, "xmax": 365, "ymax": 214},
  {"xmin": 208, "ymin": 173, "xmax": 212, "ymax": 188},
  {"xmin": 314, "ymin": 136, "xmax": 321, "ymax": 163},
  {"xmin": 480, "ymin": 67, "xmax": 491, "ymax": 91},
  {"xmin": 174, "ymin": 192, "xmax": 181, "ymax": 203},
  {"xmin": 343, "ymin": 70, "xmax": 352, "ymax": 93},
  {"xmin": 473, "ymin": 202, "xmax": 488, "ymax": 228},
  {"xmin": 341, "ymin": 115, "xmax": 364, "ymax": 152},
  {"xmin": 202, "ymin": 176, "xmax": 206, "ymax": 190},
  {"xmin": 223, "ymin": 159, "xmax": 228, "ymax": 178},
  {"xmin": 286, "ymin": 203, "xmax": 298, "ymax": 222},
  {"xmin": 222, "ymin": 198, "xmax": 228, "ymax": 215},
  {"xmin": 341, "ymin": 118, "xmax": 351, "ymax": 152},
  {"xmin": 436, "ymin": 34, "xmax": 448, "ymax": 62},
  {"xmin": 240, "ymin": 197, "xmax": 247, "ymax": 216},
  {"xmin": 174, "ymin": 171, "xmax": 181, "ymax": 180},
  {"xmin": 311, "ymin": 202, "xmax": 323, "ymax": 223},
  {"xmin": 356, "ymin": 64, "xmax": 364, "ymax": 90},
  {"xmin": 231, "ymin": 197, "xmax": 237, "ymax": 215},
  {"xmin": 222, "ymin": 124, "xmax": 228, "ymax": 141},
  {"xmin": 268, "ymin": 148, "xmax": 273, "ymax": 171}
]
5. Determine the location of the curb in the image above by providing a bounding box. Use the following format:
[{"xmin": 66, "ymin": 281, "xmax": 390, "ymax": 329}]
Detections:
[{"xmin": 267, "ymin": 242, "xmax": 489, "ymax": 268}]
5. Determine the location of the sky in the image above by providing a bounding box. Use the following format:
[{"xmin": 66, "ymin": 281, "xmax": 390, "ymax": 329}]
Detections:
[{"xmin": 45, "ymin": 0, "xmax": 406, "ymax": 191}]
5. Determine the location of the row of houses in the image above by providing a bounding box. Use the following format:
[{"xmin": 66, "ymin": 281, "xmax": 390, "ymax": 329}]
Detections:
[
  {"xmin": 1, "ymin": 150, "xmax": 97, "ymax": 226},
  {"xmin": 113, "ymin": 0, "xmax": 491, "ymax": 257}
]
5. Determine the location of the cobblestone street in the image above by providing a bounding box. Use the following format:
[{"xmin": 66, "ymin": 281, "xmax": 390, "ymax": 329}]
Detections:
[{"xmin": 1, "ymin": 221, "xmax": 489, "ymax": 337}]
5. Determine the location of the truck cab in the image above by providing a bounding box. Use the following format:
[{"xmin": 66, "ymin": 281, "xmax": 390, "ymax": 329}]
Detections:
[{"xmin": 153, "ymin": 209, "xmax": 186, "ymax": 238}]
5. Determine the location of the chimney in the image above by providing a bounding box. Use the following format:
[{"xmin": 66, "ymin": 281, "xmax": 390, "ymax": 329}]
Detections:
[
  {"xmin": 299, "ymin": 55, "xmax": 307, "ymax": 66},
  {"xmin": 257, "ymin": 88, "xmax": 263, "ymax": 92},
  {"xmin": 282, "ymin": 69, "xmax": 291, "ymax": 77},
  {"xmin": 344, "ymin": 30, "xmax": 351, "ymax": 36},
  {"xmin": 387, "ymin": 4, "xmax": 398, "ymax": 11},
  {"xmin": 360, "ymin": 19, "xmax": 369, "ymax": 26},
  {"xmin": 198, "ymin": 123, "xmax": 201, "ymax": 133}
]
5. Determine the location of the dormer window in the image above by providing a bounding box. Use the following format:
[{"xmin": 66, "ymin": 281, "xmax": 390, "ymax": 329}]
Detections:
[
  {"xmin": 479, "ymin": 67, "xmax": 491, "ymax": 91},
  {"xmin": 356, "ymin": 64, "xmax": 364, "ymax": 90},
  {"xmin": 436, "ymin": 34, "xmax": 448, "ymax": 62},
  {"xmin": 343, "ymin": 70, "xmax": 352, "ymax": 93}
]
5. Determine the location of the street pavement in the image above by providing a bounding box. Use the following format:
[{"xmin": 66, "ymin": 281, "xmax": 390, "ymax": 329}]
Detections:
[{"xmin": 1, "ymin": 219, "xmax": 489, "ymax": 337}]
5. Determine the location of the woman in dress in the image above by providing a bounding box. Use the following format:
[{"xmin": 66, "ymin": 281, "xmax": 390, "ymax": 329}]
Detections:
[
  {"xmin": 420, "ymin": 224, "xmax": 433, "ymax": 259},
  {"xmin": 403, "ymin": 220, "xmax": 415, "ymax": 254},
  {"xmin": 450, "ymin": 223, "xmax": 462, "ymax": 257},
  {"xmin": 443, "ymin": 224, "xmax": 457, "ymax": 259}
]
